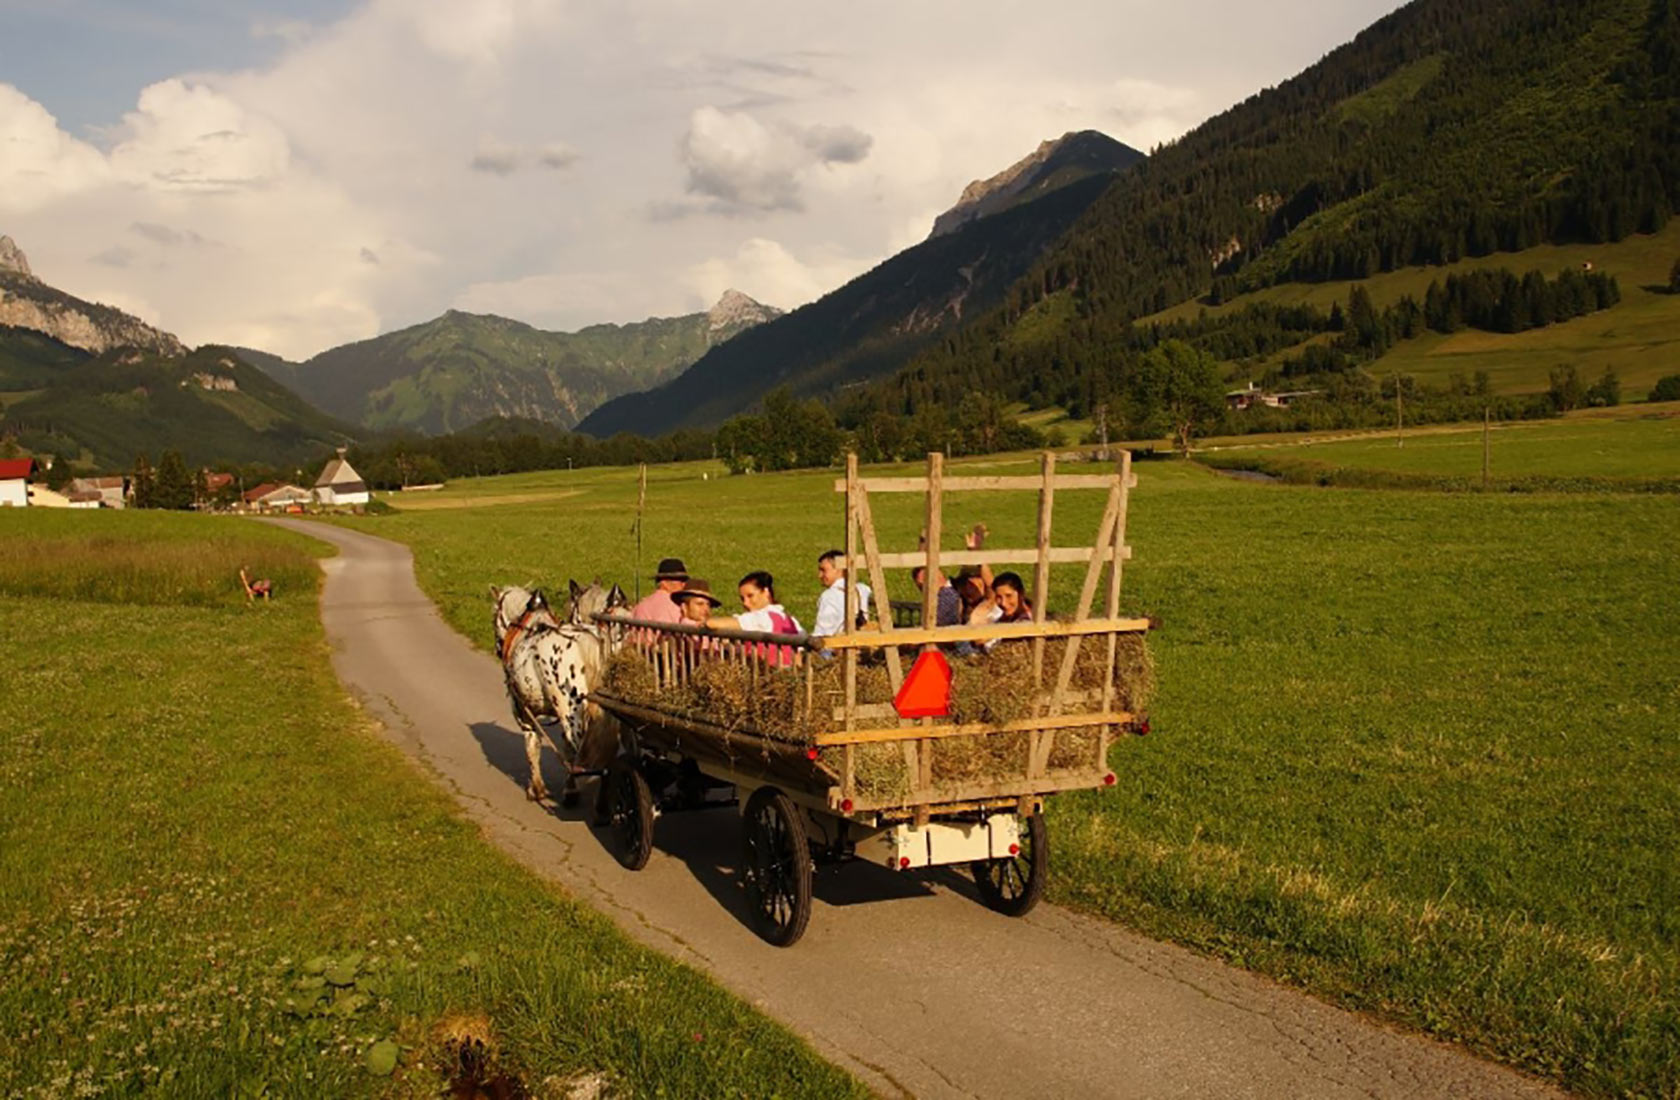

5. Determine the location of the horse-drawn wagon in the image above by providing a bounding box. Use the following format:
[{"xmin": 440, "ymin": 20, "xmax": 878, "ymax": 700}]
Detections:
[{"xmin": 587, "ymin": 451, "xmax": 1152, "ymax": 946}]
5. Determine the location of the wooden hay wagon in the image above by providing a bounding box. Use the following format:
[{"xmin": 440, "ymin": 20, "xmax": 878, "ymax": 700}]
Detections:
[{"xmin": 590, "ymin": 451, "xmax": 1150, "ymax": 946}]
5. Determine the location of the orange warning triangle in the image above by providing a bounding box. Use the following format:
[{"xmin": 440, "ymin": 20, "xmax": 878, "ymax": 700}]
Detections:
[{"xmin": 893, "ymin": 650, "xmax": 953, "ymax": 719}]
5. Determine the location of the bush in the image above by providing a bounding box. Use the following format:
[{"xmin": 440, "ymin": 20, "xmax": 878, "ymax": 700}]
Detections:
[
  {"xmin": 1586, "ymin": 369, "xmax": 1621, "ymax": 408},
  {"xmin": 1650, "ymin": 374, "xmax": 1680, "ymax": 403}
]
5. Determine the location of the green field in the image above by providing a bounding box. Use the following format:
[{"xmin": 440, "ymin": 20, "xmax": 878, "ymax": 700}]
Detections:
[
  {"xmin": 1202, "ymin": 405, "xmax": 1680, "ymax": 489},
  {"xmin": 340, "ymin": 443, "xmax": 1680, "ymax": 1098},
  {"xmin": 0, "ymin": 511, "xmax": 861, "ymax": 1098},
  {"xmin": 1138, "ymin": 220, "xmax": 1680, "ymax": 397}
]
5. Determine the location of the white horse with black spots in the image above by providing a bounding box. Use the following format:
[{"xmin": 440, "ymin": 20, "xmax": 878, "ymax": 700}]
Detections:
[{"xmin": 491, "ymin": 580, "xmax": 627, "ymax": 807}]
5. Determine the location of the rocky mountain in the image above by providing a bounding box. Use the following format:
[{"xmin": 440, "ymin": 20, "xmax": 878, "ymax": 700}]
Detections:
[
  {"xmin": 578, "ymin": 133, "xmax": 1143, "ymax": 437},
  {"xmin": 245, "ymin": 291, "xmax": 780, "ymax": 435},
  {"xmin": 0, "ymin": 328, "xmax": 355, "ymax": 469},
  {"xmin": 928, "ymin": 131, "xmax": 1145, "ymax": 239},
  {"xmin": 0, "ymin": 236, "xmax": 186, "ymax": 357}
]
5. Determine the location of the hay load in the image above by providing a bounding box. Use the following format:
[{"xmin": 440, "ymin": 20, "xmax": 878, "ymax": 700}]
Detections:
[{"xmin": 599, "ymin": 632, "xmax": 1153, "ymax": 801}]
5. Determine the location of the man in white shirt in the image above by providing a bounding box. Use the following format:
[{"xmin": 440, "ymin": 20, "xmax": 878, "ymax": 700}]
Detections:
[{"xmin": 812, "ymin": 548, "xmax": 872, "ymax": 639}]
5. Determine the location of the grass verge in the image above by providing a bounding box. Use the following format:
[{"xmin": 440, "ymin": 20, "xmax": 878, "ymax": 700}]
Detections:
[{"xmin": 0, "ymin": 511, "xmax": 862, "ymax": 1098}]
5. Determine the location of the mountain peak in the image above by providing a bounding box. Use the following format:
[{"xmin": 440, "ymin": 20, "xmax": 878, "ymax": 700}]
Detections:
[
  {"xmin": 928, "ymin": 130, "xmax": 1143, "ymax": 239},
  {"xmin": 0, "ymin": 235, "xmax": 32, "ymax": 279},
  {"xmin": 707, "ymin": 289, "xmax": 781, "ymax": 335}
]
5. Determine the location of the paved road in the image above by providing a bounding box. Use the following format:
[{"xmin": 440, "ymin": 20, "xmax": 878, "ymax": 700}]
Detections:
[{"xmin": 268, "ymin": 519, "xmax": 1561, "ymax": 1100}]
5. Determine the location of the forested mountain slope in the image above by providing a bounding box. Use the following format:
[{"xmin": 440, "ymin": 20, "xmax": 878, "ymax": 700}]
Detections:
[
  {"xmin": 247, "ymin": 292, "xmax": 779, "ymax": 436},
  {"xmin": 0, "ymin": 329, "xmax": 355, "ymax": 469},
  {"xmin": 577, "ymin": 133, "xmax": 1144, "ymax": 437},
  {"xmin": 862, "ymin": 0, "xmax": 1680, "ymax": 423}
]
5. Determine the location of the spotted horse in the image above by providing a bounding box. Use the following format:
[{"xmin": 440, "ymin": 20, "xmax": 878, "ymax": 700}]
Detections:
[{"xmin": 491, "ymin": 580, "xmax": 627, "ymax": 808}]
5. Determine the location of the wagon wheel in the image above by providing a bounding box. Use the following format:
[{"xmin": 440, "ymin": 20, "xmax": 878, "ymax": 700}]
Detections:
[
  {"xmin": 741, "ymin": 787, "xmax": 812, "ymax": 947},
  {"xmin": 606, "ymin": 759, "xmax": 654, "ymax": 871},
  {"xmin": 971, "ymin": 811, "xmax": 1047, "ymax": 917}
]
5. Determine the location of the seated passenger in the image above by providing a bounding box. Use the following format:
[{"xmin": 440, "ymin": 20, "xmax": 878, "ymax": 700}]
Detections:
[
  {"xmin": 910, "ymin": 565, "xmax": 962, "ymax": 627},
  {"xmin": 628, "ymin": 556, "xmax": 688, "ymax": 644},
  {"xmin": 813, "ymin": 548, "xmax": 872, "ymax": 638},
  {"xmin": 672, "ymin": 578, "xmax": 722, "ymax": 625},
  {"xmin": 982, "ymin": 571, "xmax": 1035, "ymax": 652},
  {"xmin": 708, "ymin": 570, "xmax": 805, "ymax": 666}
]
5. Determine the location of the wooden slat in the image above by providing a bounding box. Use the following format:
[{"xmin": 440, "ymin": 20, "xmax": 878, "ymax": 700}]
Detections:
[
  {"xmin": 846, "ymin": 768, "xmax": 1112, "ymax": 814},
  {"xmin": 1046, "ymin": 477, "xmax": 1123, "ymax": 729},
  {"xmin": 853, "ymin": 491, "xmax": 905, "ymax": 692},
  {"xmin": 832, "ymin": 474, "xmax": 1119, "ymax": 493},
  {"xmin": 917, "ymin": 451, "xmax": 944, "ymax": 801},
  {"xmin": 841, "ymin": 546, "xmax": 1130, "ymax": 570},
  {"xmin": 844, "ymin": 452, "xmax": 859, "ymax": 735},
  {"xmin": 814, "ymin": 711, "xmax": 1134, "ymax": 747},
  {"xmin": 831, "ymin": 689, "xmax": 1104, "ymax": 723},
  {"xmin": 1100, "ymin": 451, "xmax": 1131, "ymax": 742},
  {"xmin": 819, "ymin": 616, "xmax": 1149, "ymax": 650},
  {"xmin": 1032, "ymin": 450, "xmax": 1055, "ymax": 706}
]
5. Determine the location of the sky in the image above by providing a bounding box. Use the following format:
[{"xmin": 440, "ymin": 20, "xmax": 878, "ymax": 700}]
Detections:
[{"xmin": 1, "ymin": 0, "xmax": 1405, "ymax": 361}]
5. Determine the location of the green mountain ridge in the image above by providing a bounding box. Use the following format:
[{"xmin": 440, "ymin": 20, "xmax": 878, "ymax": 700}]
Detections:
[
  {"xmin": 845, "ymin": 0, "xmax": 1680, "ymax": 426},
  {"xmin": 578, "ymin": 130, "xmax": 1145, "ymax": 437},
  {"xmin": 246, "ymin": 292, "xmax": 781, "ymax": 436},
  {"xmin": 0, "ymin": 327, "xmax": 357, "ymax": 470}
]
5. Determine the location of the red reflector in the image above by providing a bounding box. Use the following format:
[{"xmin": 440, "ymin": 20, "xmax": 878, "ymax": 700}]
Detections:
[
  {"xmin": 893, "ymin": 650, "xmax": 953, "ymax": 718},
  {"xmin": 840, "ymin": 798, "xmax": 854, "ymax": 813},
  {"xmin": 1103, "ymin": 772, "xmax": 1117, "ymax": 786},
  {"xmin": 1008, "ymin": 843, "xmax": 1020, "ymax": 856},
  {"xmin": 899, "ymin": 857, "xmax": 911, "ymax": 870},
  {"xmin": 1138, "ymin": 718, "xmax": 1150, "ymax": 735},
  {"xmin": 805, "ymin": 747, "xmax": 820, "ymax": 760}
]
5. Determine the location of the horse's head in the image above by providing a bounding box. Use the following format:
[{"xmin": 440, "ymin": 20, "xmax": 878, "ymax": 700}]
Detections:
[
  {"xmin": 568, "ymin": 577, "xmax": 629, "ymax": 626},
  {"xmin": 491, "ymin": 583, "xmax": 561, "ymax": 644}
]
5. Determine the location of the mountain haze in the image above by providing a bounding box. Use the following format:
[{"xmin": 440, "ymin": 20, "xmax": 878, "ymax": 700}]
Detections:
[
  {"xmin": 578, "ymin": 132, "xmax": 1144, "ymax": 437},
  {"xmin": 247, "ymin": 292, "xmax": 781, "ymax": 435}
]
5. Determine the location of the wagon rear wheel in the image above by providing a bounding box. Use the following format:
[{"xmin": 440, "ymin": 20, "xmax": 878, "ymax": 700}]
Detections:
[
  {"xmin": 741, "ymin": 787, "xmax": 812, "ymax": 947},
  {"xmin": 971, "ymin": 811, "xmax": 1047, "ymax": 917},
  {"xmin": 607, "ymin": 759, "xmax": 654, "ymax": 871}
]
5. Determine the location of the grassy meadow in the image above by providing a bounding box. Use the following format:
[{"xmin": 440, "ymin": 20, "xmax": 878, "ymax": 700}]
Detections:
[
  {"xmin": 341, "ymin": 443, "xmax": 1680, "ymax": 1098},
  {"xmin": 0, "ymin": 511, "xmax": 862, "ymax": 1098},
  {"xmin": 1200, "ymin": 404, "xmax": 1680, "ymax": 491},
  {"xmin": 1136, "ymin": 220, "xmax": 1680, "ymax": 398}
]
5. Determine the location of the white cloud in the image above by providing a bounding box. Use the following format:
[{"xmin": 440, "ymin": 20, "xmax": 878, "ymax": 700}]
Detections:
[{"xmin": 4, "ymin": 0, "xmax": 1408, "ymax": 361}]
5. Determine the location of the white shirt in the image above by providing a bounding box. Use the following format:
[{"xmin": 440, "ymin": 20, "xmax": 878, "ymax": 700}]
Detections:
[
  {"xmin": 813, "ymin": 578, "xmax": 872, "ymax": 637},
  {"xmin": 737, "ymin": 603, "xmax": 804, "ymax": 635}
]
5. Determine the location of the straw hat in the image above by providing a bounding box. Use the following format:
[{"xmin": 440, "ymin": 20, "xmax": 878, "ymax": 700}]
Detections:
[{"xmin": 671, "ymin": 578, "xmax": 721, "ymax": 607}]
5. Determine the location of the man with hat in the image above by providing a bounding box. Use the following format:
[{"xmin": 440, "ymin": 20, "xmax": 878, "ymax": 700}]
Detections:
[{"xmin": 629, "ymin": 557, "xmax": 690, "ymax": 627}]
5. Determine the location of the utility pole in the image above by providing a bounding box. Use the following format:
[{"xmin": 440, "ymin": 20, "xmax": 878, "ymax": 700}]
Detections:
[
  {"xmin": 1395, "ymin": 375, "xmax": 1404, "ymax": 448},
  {"xmin": 1096, "ymin": 403, "xmax": 1110, "ymax": 462},
  {"xmin": 1482, "ymin": 406, "xmax": 1491, "ymax": 487}
]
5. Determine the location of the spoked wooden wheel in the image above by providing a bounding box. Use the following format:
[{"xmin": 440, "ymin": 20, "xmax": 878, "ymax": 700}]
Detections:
[
  {"xmin": 606, "ymin": 759, "xmax": 654, "ymax": 871},
  {"xmin": 971, "ymin": 811, "xmax": 1047, "ymax": 917},
  {"xmin": 741, "ymin": 787, "xmax": 812, "ymax": 947}
]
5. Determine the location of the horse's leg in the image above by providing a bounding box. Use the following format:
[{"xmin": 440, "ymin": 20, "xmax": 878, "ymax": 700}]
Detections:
[{"xmin": 508, "ymin": 680, "xmax": 550, "ymax": 802}]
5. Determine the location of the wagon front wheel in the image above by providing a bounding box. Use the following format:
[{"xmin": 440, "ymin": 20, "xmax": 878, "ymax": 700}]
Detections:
[
  {"xmin": 607, "ymin": 759, "xmax": 654, "ymax": 871},
  {"xmin": 971, "ymin": 811, "xmax": 1047, "ymax": 917},
  {"xmin": 741, "ymin": 787, "xmax": 812, "ymax": 947}
]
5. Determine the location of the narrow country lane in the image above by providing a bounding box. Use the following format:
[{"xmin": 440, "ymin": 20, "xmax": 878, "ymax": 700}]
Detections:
[{"xmin": 266, "ymin": 518, "xmax": 1561, "ymax": 1100}]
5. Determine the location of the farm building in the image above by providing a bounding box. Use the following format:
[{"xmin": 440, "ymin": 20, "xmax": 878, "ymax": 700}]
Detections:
[
  {"xmin": 314, "ymin": 448, "xmax": 369, "ymax": 507},
  {"xmin": 0, "ymin": 457, "xmax": 32, "ymax": 507},
  {"xmin": 242, "ymin": 482, "xmax": 312, "ymax": 511},
  {"xmin": 1225, "ymin": 382, "xmax": 1325, "ymax": 411},
  {"xmin": 67, "ymin": 476, "xmax": 127, "ymax": 508}
]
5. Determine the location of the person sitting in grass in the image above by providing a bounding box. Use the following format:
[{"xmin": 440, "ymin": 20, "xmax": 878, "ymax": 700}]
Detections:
[{"xmin": 708, "ymin": 570, "xmax": 805, "ymax": 666}]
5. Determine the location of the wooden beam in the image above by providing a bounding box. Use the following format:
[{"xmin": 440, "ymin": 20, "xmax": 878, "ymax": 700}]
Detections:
[
  {"xmin": 1032, "ymin": 450, "xmax": 1055, "ymax": 701},
  {"xmin": 840, "ymin": 546, "xmax": 1130, "ymax": 570},
  {"xmin": 814, "ymin": 711, "xmax": 1134, "ymax": 747},
  {"xmin": 853, "ymin": 490, "xmax": 905, "ymax": 692},
  {"xmin": 832, "ymin": 474, "xmax": 1120, "ymax": 493},
  {"xmin": 844, "ymin": 452, "xmax": 859, "ymax": 735},
  {"xmin": 918, "ymin": 451, "xmax": 944, "ymax": 800},
  {"xmin": 819, "ymin": 616, "xmax": 1149, "ymax": 650}
]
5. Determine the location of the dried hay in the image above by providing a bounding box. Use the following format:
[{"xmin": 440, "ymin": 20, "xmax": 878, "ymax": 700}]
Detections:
[{"xmin": 598, "ymin": 630, "xmax": 1154, "ymax": 800}]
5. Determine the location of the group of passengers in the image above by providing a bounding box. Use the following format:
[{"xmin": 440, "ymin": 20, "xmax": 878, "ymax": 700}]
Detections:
[{"xmin": 626, "ymin": 524, "xmax": 1032, "ymax": 660}]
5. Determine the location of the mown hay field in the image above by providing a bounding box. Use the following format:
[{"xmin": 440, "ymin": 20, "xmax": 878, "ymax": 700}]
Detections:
[
  {"xmin": 341, "ymin": 444, "xmax": 1680, "ymax": 1098},
  {"xmin": 1205, "ymin": 404, "xmax": 1680, "ymax": 483},
  {"xmin": 0, "ymin": 511, "xmax": 862, "ymax": 1098}
]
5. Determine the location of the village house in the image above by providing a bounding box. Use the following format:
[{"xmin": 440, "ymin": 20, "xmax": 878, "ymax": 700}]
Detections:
[
  {"xmin": 67, "ymin": 475, "xmax": 127, "ymax": 509},
  {"xmin": 1225, "ymin": 382, "xmax": 1325, "ymax": 411},
  {"xmin": 242, "ymin": 482, "xmax": 313, "ymax": 512},
  {"xmin": 313, "ymin": 448, "xmax": 370, "ymax": 507},
  {"xmin": 0, "ymin": 457, "xmax": 31, "ymax": 507}
]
